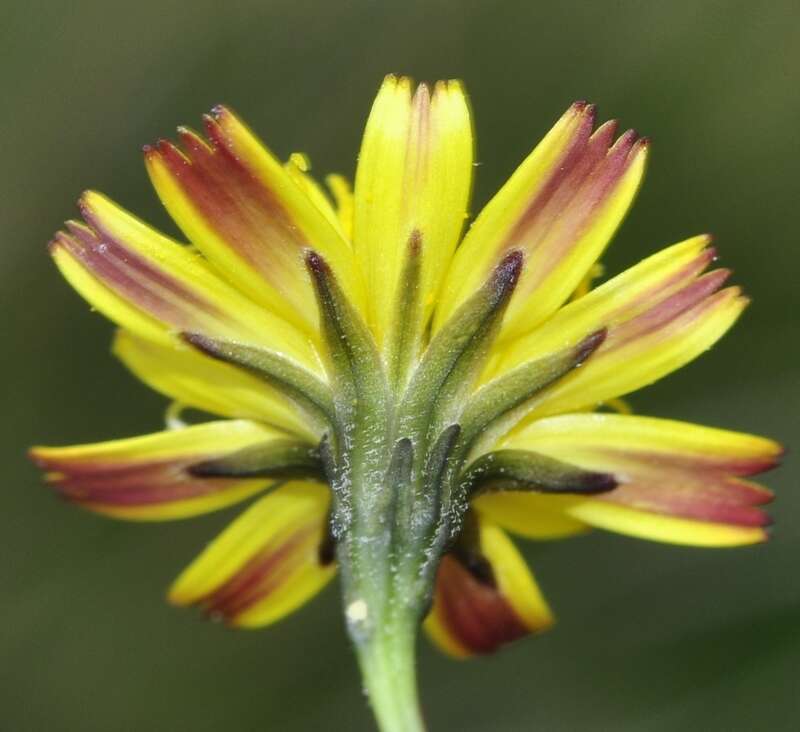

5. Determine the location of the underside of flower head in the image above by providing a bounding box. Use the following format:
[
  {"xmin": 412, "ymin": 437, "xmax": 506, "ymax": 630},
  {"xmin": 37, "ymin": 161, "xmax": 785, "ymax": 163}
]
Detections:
[{"xmin": 33, "ymin": 72, "xmax": 781, "ymax": 691}]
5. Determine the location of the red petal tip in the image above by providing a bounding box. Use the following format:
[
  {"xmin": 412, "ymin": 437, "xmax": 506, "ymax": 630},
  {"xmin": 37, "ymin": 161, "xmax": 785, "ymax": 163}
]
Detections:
[
  {"xmin": 615, "ymin": 129, "xmax": 640, "ymax": 149},
  {"xmin": 76, "ymin": 193, "xmax": 93, "ymax": 217}
]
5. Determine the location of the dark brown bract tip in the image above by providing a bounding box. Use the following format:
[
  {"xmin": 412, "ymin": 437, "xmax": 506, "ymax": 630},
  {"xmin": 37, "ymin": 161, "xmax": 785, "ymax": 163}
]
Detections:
[
  {"xmin": 318, "ymin": 533, "xmax": 336, "ymax": 566},
  {"xmin": 494, "ymin": 249, "xmax": 524, "ymax": 291},
  {"xmin": 575, "ymin": 328, "xmax": 607, "ymax": 365},
  {"xmin": 579, "ymin": 471, "xmax": 618, "ymax": 494},
  {"xmin": 181, "ymin": 331, "xmax": 218, "ymax": 356},
  {"xmin": 304, "ymin": 250, "xmax": 332, "ymax": 280}
]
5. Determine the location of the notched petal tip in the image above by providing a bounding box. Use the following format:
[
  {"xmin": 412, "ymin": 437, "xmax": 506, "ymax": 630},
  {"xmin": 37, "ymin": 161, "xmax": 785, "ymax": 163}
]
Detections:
[
  {"xmin": 412, "ymin": 81, "xmax": 431, "ymax": 104},
  {"xmin": 568, "ymin": 100, "xmax": 596, "ymax": 122},
  {"xmin": 615, "ymin": 128, "xmax": 640, "ymax": 147},
  {"xmin": 209, "ymin": 104, "xmax": 227, "ymax": 119},
  {"xmin": 46, "ymin": 234, "xmax": 63, "ymax": 255},
  {"xmin": 591, "ymin": 119, "xmax": 619, "ymax": 144},
  {"xmin": 27, "ymin": 445, "xmax": 52, "ymax": 469}
]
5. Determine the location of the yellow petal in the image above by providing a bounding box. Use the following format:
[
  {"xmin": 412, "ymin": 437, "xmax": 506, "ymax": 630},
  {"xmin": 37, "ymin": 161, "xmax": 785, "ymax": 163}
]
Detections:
[
  {"xmin": 113, "ymin": 330, "xmax": 317, "ymax": 441},
  {"xmin": 495, "ymin": 238, "xmax": 745, "ymax": 418},
  {"xmin": 169, "ymin": 481, "xmax": 335, "ymax": 628},
  {"xmin": 570, "ymin": 261, "xmax": 605, "ymax": 301},
  {"xmin": 424, "ymin": 519, "xmax": 554, "ymax": 658},
  {"xmin": 497, "ymin": 235, "xmax": 714, "ymax": 372},
  {"xmin": 549, "ymin": 287, "xmax": 744, "ymax": 418},
  {"xmin": 353, "ymin": 75, "xmax": 473, "ymax": 346},
  {"xmin": 500, "ymin": 412, "xmax": 777, "ymax": 530},
  {"xmin": 284, "ymin": 153, "xmax": 345, "ymax": 237},
  {"xmin": 436, "ymin": 102, "xmax": 648, "ymax": 340},
  {"xmin": 50, "ymin": 192, "xmax": 321, "ymax": 375},
  {"xmin": 472, "ymin": 492, "xmax": 589, "ymax": 540},
  {"xmin": 566, "ymin": 502, "xmax": 768, "ymax": 546},
  {"xmin": 145, "ymin": 109, "xmax": 364, "ymax": 331},
  {"xmin": 505, "ymin": 412, "xmax": 782, "ymax": 469},
  {"xmin": 30, "ymin": 421, "xmax": 282, "ymax": 521},
  {"xmin": 326, "ymin": 174, "xmax": 354, "ymax": 240}
]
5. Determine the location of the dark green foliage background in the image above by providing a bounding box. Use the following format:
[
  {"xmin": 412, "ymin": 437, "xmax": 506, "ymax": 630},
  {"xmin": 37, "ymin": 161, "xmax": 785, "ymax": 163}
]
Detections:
[{"xmin": 2, "ymin": 1, "xmax": 797, "ymax": 729}]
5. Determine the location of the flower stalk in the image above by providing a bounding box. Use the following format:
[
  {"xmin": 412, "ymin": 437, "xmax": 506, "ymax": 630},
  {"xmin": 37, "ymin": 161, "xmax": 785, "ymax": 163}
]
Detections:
[
  {"xmin": 355, "ymin": 614, "xmax": 425, "ymax": 732},
  {"xmin": 308, "ymin": 247, "xmax": 590, "ymax": 729}
]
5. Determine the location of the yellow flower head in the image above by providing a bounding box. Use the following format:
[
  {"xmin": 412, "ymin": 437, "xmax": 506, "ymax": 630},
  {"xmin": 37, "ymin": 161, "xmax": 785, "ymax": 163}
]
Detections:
[{"xmin": 31, "ymin": 75, "xmax": 781, "ymax": 729}]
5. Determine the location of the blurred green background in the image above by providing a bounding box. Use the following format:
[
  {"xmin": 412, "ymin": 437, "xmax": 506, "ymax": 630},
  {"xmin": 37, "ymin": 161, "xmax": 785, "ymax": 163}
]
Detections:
[{"xmin": 2, "ymin": 0, "xmax": 798, "ymax": 729}]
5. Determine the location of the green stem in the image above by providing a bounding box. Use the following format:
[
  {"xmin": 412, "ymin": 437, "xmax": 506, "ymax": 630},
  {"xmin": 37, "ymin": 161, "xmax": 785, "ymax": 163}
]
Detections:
[{"xmin": 355, "ymin": 619, "xmax": 425, "ymax": 732}]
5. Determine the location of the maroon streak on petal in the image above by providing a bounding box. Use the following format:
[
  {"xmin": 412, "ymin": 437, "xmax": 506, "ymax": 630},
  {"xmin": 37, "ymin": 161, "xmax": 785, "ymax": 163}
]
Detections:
[
  {"xmin": 52, "ymin": 222, "xmax": 225, "ymax": 331},
  {"xmin": 434, "ymin": 554, "xmax": 529, "ymax": 655},
  {"xmin": 505, "ymin": 108, "xmax": 598, "ymax": 247},
  {"xmin": 617, "ymin": 247, "xmax": 719, "ymax": 313},
  {"xmin": 35, "ymin": 453, "xmax": 251, "ymax": 507},
  {"xmin": 499, "ymin": 107, "xmax": 645, "ymax": 302},
  {"xmin": 200, "ymin": 525, "xmax": 316, "ymax": 620},
  {"xmin": 557, "ymin": 439, "xmax": 777, "ymax": 526},
  {"xmin": 146, "ymin": 111, "xmax": 309, "ymax": 297},
  {"xmin": 606, "ymin": 269, "xmax": 732, "ymax": 351},
  {"xmin": 590, "ymin": 446, "xmax": 782, "ymax": 480},
  {"xmin": 601, "ymin": 477, "xmax": 773, "ymax": 527}
]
